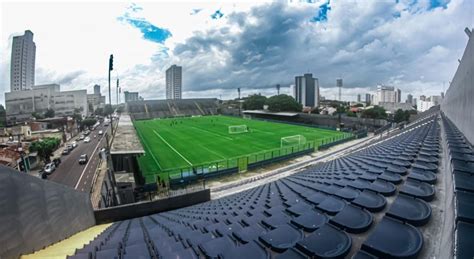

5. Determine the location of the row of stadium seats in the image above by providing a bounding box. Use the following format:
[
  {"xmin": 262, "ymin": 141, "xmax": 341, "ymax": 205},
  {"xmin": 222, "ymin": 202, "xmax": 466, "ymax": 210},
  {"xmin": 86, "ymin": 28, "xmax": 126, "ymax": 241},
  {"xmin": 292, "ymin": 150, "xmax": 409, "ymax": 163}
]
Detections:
[
  {"xmin": 127, "ymin": 99, "xmax": 218, "ymax": 120},
  {"xmin": 68, "ymin": 115, "xmax": 441, "ymax": 259},
  {"xmin": 441, "ymin": 114, "xmax": 474, "ymax": 258}
]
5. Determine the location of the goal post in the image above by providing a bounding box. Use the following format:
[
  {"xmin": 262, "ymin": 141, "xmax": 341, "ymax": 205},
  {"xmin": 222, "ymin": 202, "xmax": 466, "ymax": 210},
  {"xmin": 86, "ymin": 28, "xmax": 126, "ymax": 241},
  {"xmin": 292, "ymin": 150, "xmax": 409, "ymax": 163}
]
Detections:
[
  {"xmin": 229, "ymin": 125, "xmax": 249, "ymax": 134},
  {"xmin": 281, "ymin": 135, "xmax": 306, "ymax": 148},
  {"xmin": 243, "ymin": 114, "xmax": 252, "ymax": 120}
]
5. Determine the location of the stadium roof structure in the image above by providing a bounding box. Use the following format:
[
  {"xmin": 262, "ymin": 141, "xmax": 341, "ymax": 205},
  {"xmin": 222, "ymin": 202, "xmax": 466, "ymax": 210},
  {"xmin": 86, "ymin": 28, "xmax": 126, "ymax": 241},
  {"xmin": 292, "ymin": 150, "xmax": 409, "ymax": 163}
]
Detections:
[
  {"xmin": 243, "ymin": 110, "xmax": 299, "ymax": 117},
  {"xmin": 110, "ymin": 114, "xmax": 145, "ymax": 155}
]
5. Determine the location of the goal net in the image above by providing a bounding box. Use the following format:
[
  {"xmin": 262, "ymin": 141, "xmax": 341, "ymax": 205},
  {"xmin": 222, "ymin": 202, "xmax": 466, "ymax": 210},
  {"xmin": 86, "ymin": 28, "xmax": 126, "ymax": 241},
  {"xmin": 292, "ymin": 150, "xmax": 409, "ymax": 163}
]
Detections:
[
  {"xmin": 229, "ymin": 125, "xmax": 248, "ymax": 134},
  {"xmin": 243, "ymin": 114, "xmax": 252, "ymax": 120},
  {"xmin": 281, "ymin": 135, "xmax": 306, "ymax": 148}
]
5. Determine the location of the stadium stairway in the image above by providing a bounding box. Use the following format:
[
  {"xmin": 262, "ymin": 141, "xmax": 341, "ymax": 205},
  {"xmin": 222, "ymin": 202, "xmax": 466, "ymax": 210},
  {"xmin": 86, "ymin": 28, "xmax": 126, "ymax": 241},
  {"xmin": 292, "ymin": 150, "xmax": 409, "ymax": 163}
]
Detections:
[
  {"xmin": 21, "ymin": 224, "xmax": 112, "ymax": 259},
  {"xmin": 55, "ymin": 113, "xmax": 459, "ymax": 259}
]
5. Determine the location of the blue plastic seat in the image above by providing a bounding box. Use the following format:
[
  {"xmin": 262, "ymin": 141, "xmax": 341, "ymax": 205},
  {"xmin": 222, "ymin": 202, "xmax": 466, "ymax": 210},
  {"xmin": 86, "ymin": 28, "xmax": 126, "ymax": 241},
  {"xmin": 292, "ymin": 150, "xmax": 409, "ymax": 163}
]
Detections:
[
  {"xmin": 378, "ymin": 171, "xmax": 403, "ymax": 184},
  {"xmin": 291, "ymin": 210, "xmax": 328, "ymax": 232},
  {"xmin": 199, "ymin": 236, "xmax": 235, "ymax": 258},
  {"xmin": 386, "ymin": 194, "xmax": 431, "ymax": 226},
  {"xmin": 316, "ymin": 196, "xmax": 346, "ymax": 215},
  {"xmin": 296, "ymin": 224, "xmax": 351, "ymax": 258},
  {"xmin": 329, "ymin": 204, "xmax": 373, "ymax": 233},
  {"xmin": 274, "ymin": 248, "xmax": 308, "ymax": 259},
  {"xmin": 233, "ymin": 225, "xmax": 266, "ymax": 244},
  {"xmin": 222, "ymin": 241, "xmax": 269, "ymax": 259},
  {"xmin": 456, "ymin": 221, "xmax": 474, "ymax": 259},
  {"xmin": 456, "ymin": 190, "xmax": 474, "ymax": 224},
  {"xmin": 367, "ymin": 180, "xmax": 396, "ymax": 196},
  {"xmin": 262, "ymin": 212, "xmax": 292, "ymax": 229},
  {"xmin": 334, "ymin": 186, "xmax": 360, "ymax": 201},
  {"xmin": 361, "ymin": 217, "xmax": 423, "ymax": 258},
  {"xmin": 454, "ymin": 170, "xmax": 474, "ymax": 192},
  {"xmin": 351, "ymin": 190, "xmax": 386, "ymax": 212},
  {"xmin": 259, "ymin": 224, "xmax": 303, "ymax": 252},
  {"xmin": 304, "ymin": 192, "xmax": 328, "ymax": 205},
  {"xmin": 286, "ymin": 201, "xmax": 314, "ymax": 216},
  {"xmin": 399, "ymin": 179, "xmax": 435, "ymax": 201},
  {"xmin": 122, "ymin": 244, "xmax": 150, "ymax": 259}
]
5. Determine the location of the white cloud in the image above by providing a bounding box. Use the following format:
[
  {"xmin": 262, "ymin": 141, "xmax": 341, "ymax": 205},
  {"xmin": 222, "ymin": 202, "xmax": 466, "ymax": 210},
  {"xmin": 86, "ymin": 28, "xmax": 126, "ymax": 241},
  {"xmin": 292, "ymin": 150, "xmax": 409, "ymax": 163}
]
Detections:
[{"xmin": 1, "ymin": 0, "xmax": 472, "ymax": 105}]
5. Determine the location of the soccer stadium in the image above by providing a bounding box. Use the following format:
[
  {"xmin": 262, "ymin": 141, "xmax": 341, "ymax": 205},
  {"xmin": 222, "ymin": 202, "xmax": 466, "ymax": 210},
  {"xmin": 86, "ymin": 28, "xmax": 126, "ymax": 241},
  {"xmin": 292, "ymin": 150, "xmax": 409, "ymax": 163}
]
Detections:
[
  {"xmin": 134, "ymin": 115, "xmax": 348, "ymax": 183},
  {"xmin": 1, "ymin": 2, "xmax": 474, "ymax": 259}
]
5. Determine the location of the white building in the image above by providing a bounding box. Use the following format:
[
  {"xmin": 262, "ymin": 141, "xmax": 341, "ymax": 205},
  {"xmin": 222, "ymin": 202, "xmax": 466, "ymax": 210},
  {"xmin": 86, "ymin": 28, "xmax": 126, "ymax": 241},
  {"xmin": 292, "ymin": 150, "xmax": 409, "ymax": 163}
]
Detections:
[
  {"xmin": 166, "ymin": 65, "xmax": 182, "ymax": 100},
  {"xmin": 373, "ymin": 85, "xmax": 402, "ymax": 105},
  {"xmin": 294, "ymin": 73, "xmax": 319, "ymax": 107},
  {"xmin": 5, "ymin": 84, "xmax": 88, "ymax": 125},
  {"xmin": 417, "ymin": 95, "xmax": 443, "ymax": 112},
  {"xmin": 10, "ymin": 30, "xmax": 36, "ymax": 92}
]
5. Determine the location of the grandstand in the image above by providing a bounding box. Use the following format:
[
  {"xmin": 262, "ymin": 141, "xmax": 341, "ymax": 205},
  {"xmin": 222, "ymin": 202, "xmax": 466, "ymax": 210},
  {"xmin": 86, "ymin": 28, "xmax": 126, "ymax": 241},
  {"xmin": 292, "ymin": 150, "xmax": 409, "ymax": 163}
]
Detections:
[
  {"xmin": 1, "ymin": 30, "xmax": 473, "ymax": 259},
  {"xmin": 127, "ymin": 99, "xmax": 218, "ymax": 120}
]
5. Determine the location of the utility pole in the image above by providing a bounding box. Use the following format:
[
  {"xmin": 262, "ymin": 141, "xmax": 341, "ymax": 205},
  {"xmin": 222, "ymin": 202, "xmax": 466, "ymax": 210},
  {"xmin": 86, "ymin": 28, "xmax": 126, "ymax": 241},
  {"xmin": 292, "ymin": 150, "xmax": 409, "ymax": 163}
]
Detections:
[
  {"xmin": 108, "ymin": 55, "xmax": 113, "ymax": 106},
  {"xmin": 116, "ymin": 78, "xmax": 119, "ymax": 105},
  {"xmin": 108, "ymin": 54, "xmax": 114, "ymax": 137},
  {"xmin": 237, "ymin": 88, "xmax": 241, "ymax": 116}
]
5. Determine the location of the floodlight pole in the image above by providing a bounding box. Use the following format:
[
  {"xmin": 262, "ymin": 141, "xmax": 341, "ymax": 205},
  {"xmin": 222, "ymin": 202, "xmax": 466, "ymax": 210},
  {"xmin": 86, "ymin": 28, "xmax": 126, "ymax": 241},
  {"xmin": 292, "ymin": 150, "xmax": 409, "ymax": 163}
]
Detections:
[{"xmin": 108, "ymin": 54, "xmax": 114, "ymax": 137}]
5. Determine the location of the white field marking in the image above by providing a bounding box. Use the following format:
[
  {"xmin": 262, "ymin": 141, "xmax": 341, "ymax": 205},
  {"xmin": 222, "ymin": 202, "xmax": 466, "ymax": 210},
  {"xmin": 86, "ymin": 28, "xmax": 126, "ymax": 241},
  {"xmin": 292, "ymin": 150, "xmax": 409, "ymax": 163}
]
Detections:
[
  {"xmin": 200, "ymin": 144, "xmax": 226, "ymax": 160},
  {"xmin": 139, "ymin": 131, "xmax": 163, "ymax": 170},
  {"xmin": 190, "ymin": 126, "xmax": 233, "ymax": 141},
  {"xmin": 153, "ymin": 130, "xmax": 193, "ymax": 166},
  {"xmin": 75, "ymin": 139, "xmax": 102, "ymax": 189}
]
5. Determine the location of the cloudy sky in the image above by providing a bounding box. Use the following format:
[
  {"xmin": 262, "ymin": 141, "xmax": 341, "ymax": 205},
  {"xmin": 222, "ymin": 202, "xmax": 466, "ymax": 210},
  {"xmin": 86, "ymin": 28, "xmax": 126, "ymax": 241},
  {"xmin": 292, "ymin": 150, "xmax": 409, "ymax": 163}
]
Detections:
[{"xmin": 0, "ymin": 0, "xmax": 473, "ymax": 104}]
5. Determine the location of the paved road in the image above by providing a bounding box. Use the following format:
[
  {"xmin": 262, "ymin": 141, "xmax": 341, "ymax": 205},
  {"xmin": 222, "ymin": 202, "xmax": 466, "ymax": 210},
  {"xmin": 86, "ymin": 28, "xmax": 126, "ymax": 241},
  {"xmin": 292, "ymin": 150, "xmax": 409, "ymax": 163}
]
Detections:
[{"xmin": 48, "ymin": 124, "xmax": 111, "ymax": 192}]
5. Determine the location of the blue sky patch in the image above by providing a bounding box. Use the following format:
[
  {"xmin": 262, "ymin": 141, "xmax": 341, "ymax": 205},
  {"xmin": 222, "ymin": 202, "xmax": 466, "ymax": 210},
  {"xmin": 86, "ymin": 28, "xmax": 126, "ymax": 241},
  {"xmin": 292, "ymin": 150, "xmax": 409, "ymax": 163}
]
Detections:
[
  {"xmin": 311, "ymin": 0, "xmax": 331, "ymax": 22},
  {"xmin": 119, "ymin": 16, "xmax": 172, "ymax": 44},
  {"xmin": 211, "ymin": 9, "xmax": 224, "ymax": 19},
  {"xmin": 428, "ymin": 0, "xmax": 449, "ymax": 9}
]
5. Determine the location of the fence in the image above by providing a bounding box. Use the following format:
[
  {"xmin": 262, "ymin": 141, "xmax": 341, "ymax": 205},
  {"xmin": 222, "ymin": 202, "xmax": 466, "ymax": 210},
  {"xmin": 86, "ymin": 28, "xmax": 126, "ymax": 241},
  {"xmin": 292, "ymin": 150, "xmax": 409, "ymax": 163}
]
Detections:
[{"xmin": 152, "ymin": 132, "xmax": 354, "ymax": 187}]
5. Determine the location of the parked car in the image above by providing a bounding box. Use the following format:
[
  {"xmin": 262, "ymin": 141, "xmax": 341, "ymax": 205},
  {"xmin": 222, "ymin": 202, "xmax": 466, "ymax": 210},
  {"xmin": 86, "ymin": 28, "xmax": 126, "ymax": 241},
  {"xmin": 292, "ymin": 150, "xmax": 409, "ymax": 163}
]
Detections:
[
  {"xmin": 98, "ymin": 147, "xmax": 107, "ymax": 158},
  {"xmin": 53, "ymin": 158, "xmax": 61, "ymax": 167},
  {"xmin": 79, "ymin": 135, "xmax": 85, "ymax": 140},
  {"xmin": 71, "ymin": 141, "xmax": 78, "ymax": 148},
  {"xmin": 62, "ymin": 148, "xmax": 70, "ymax": 155},
  {"xmin": 98, "ymin": 130, "xmax": 103, "ymax": 135},
  {"xmin": 78, "ymin": 154, "xmax": 88, "ymax": 165},
  {"xmin": 44, "ymin": 163, "xmax": 56, "ymax": 174},
  {"xmin": 84, "ymin": 137, "xmax": 91, "ymax": 143}
]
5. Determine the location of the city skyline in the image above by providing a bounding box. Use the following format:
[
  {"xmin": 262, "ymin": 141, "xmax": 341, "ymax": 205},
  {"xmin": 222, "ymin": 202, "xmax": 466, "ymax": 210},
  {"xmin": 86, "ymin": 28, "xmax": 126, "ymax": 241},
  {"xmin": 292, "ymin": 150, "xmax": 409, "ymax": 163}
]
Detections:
[{"xmin": 1, "ymin": 1, "xmax": 473, "ymax": 104}]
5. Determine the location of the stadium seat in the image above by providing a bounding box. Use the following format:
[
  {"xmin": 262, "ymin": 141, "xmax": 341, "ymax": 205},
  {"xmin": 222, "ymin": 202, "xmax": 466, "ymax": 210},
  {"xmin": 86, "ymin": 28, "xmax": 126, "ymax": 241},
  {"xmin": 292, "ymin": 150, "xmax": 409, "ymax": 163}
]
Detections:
[
  {"xmin": 455, "ymin": 190, "xmax": 474, "ymax": 224},
  {"xmin": 329, "ymin": 204, "xmax": 373, "ymax": 233},
  {"xmin": 399, "ymin": 179, "xmax": 435, "ymax": 201},
  {"xmin": 290, "ymin": 210, "xmax": 328, "ymax": 232},
  {"xmin": 296, "ymin": 224, "xmax": 351, "ymax": 258},
  {"xmin": 386, "ymin": 194, "xmax": 432, "ymax": 226},
  {"xmin": 361, "ymin": 216, "xmax": 423, "ymax": 258},
  {"xmin": 259, "ymin": 224, "xmax": 303, "ymax": 252}
]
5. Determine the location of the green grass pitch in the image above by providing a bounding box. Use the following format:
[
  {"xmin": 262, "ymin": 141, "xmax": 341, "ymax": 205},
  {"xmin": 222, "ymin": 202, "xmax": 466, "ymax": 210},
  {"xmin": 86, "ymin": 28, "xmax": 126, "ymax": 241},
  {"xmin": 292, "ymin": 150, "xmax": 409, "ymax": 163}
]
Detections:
[{"xmin": 134, "ymin": 115, "xmax": 345, "ymax": 182}]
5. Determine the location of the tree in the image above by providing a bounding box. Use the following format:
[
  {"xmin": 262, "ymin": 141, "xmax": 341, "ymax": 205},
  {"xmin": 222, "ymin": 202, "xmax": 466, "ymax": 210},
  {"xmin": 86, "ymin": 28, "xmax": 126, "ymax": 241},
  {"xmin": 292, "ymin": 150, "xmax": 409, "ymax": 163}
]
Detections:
[
  {"xmin": 266, "ymin": 94, "xmax": 302, "ymax": 112},
  {"xmin": 361, "ymin": 106, "xmax": 387, "ymax": 119},
  {"xmin": 82, "ymin": 118, "xmax": 97, "ymax": 128},
  {"xmin": 94, "ymin": 107, "xmax": 104, "ymax": 116},
  {"xmin": 44, "ymin": 108, "xmax": 55, "ymax": 118},
  {"xmin": 346, "ymin": 111, "xmax": 357, "ymax": 117},
  {"xmin": 32, "ymin": 112, "xmax": 44, "ymax": 120},
  {"xmin": 243, "ymin": 94, "xmax": 267, "ymax": 110},
  {"xmin": 104, "ymin": 104, "xmax": 114, "ymax": 116},
  {"xmin": 29, "ymin": 137, "xmax": 61, "ymax": 163}
]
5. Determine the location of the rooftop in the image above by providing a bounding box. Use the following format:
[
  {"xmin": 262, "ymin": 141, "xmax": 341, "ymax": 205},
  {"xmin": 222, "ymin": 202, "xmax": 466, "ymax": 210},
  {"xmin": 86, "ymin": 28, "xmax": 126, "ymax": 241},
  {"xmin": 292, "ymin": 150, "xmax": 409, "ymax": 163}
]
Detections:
[{"xmin": 110, "ymin": 114, "xmax": 145, "ymax": 155}]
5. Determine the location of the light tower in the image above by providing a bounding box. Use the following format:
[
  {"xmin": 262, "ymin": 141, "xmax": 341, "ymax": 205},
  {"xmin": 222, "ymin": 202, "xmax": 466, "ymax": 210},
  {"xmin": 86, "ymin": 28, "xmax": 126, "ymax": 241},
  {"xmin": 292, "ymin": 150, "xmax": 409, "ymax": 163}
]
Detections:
[
  {"xmin": 276, "ymin": 84, "xmax": 280, "ymax": 95},
  {"xmin": 336, "ymin": 78, "xmax": 343, "ymax": 101}
]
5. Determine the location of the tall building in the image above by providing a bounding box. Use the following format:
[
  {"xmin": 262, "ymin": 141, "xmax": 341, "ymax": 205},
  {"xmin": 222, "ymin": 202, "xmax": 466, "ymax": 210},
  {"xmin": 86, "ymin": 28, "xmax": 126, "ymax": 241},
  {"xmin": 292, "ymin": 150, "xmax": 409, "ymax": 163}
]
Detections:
[
  {"xmin": 294, "ymin": 73, "xmax": 319, "ymax": 107},
  {"xmin": 396, "ymin": 88, "xmax": 402, "ymax": 103},
  {"xmin": 10, "ymin": 30, "xmax": 36, "ymax": 92},
  {"xmin": 357, "ymin": 94, "xmax": 361, "ymax": 102},
  {"xmin": 365, "ymin": 93, "xmax": 371, "ymax": 105},
  {"xmin": 94, "ymin": 84, "xmax": 101, "ymax": 95},
  {"xmin": 373, "ymin": 85, "xmax": 398, "ymax": 105},
  {"xmin": 166, "ymin": 65, "xmax": 182, "ymax": 100},
  {"xmin": 406, "ymin": 94, "xmax": 413, "ymax": 105},
  {"xmin": 420, "ymin": 95, "xmax": 426, "ymax": 101}
]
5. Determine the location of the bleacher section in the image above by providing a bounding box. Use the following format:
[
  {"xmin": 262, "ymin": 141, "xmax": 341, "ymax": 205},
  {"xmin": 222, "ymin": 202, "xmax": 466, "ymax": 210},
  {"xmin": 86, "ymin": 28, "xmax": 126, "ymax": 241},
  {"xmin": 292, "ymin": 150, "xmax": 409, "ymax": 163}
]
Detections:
[
  {"xmin": 66, "ymin": 114, "xmax": 446, "ymax": 259},
  {"xmin": 442, "ymin": 113, "xmax": 474, "ymax": 258},
  {"xmin": 127, "ymin": 99, "xmax": 218, "ymax": 120}
]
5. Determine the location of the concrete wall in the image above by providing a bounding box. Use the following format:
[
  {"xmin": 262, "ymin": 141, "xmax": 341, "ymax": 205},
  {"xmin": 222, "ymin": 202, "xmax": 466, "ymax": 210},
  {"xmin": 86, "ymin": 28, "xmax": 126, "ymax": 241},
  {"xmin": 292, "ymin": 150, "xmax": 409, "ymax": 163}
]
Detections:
[
  {"xmin": 0, "ymin": 166, "xmax": 95, "ymax": 259},
  {"xmin": 442, "ymin": 30, "xmax": 474, "ymax": 145},
  {"xmin": 94, "ymin": 189, "xmax": 210, "ymax": 224}
]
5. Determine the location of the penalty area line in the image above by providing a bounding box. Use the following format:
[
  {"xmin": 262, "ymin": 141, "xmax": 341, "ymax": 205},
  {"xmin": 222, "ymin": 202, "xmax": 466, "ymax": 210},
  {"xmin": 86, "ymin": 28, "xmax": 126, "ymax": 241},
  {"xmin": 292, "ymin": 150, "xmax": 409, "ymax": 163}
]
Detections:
[{"xmin": 153, "ymin": 130, "xmax": 193, "ymax": 167}]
